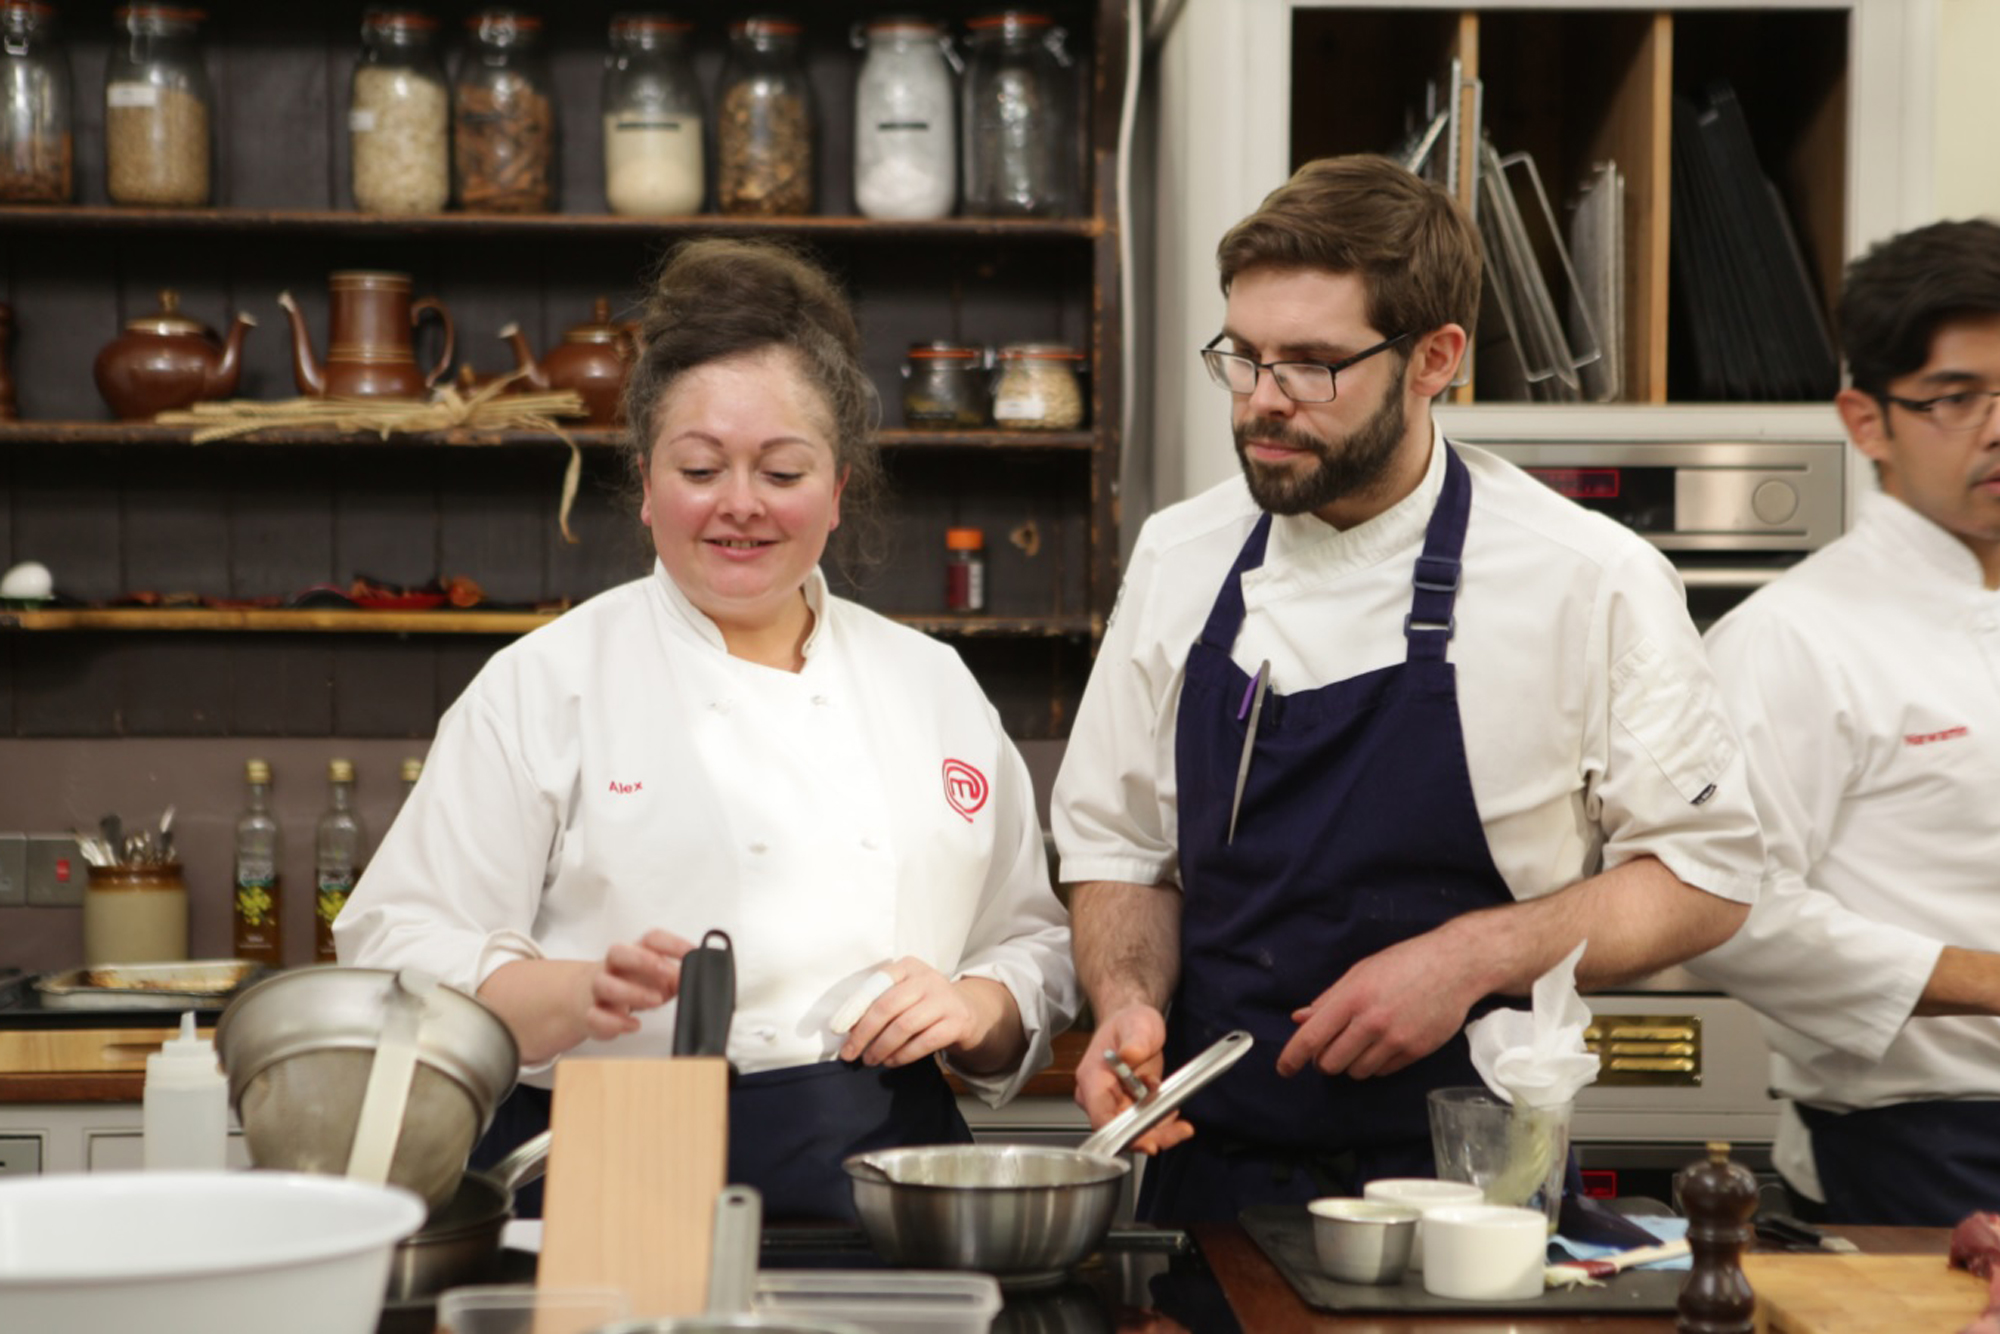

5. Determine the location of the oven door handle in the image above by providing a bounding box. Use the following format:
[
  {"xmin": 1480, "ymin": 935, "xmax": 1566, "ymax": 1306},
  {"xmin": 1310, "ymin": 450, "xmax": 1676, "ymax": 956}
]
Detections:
[{"xmin": 1676, "ymin": 566, "xmax": 1786, "ymax": 591}]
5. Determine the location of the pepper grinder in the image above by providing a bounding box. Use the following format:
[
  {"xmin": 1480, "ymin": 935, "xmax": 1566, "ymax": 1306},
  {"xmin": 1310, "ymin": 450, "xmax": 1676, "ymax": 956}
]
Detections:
[
  {"xmin": 0, "ymin": 301, "xmax": 16, "ymax": 421},
  {"xmin": 1675, "ymin": 1139, "xmax": 1758, "ymax": 1334}
]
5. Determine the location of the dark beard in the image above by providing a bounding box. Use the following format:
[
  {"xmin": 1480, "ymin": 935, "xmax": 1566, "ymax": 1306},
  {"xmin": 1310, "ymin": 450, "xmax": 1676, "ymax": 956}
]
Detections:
[{"xmin": 1232, "ymin": 385, "xmax": 1407, "ymax": 516}]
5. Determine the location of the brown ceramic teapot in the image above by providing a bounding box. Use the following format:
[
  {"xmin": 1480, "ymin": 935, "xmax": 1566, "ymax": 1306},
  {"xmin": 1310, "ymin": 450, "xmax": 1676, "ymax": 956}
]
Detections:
[
  {"xmin": 277, "ymin": 270, "xmax": 455, "ymax": 399},
  {"xmin": 500, "ymin": 297, "xmax": 637, "ymax": 425},
  {"xmin": 93, "ymin": 290, "xmax": 255, "ymax": 420}
]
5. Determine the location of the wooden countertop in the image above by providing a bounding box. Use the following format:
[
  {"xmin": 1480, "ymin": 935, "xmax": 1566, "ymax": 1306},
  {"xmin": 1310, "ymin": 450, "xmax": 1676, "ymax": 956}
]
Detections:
[{"xmin": 1193, "ymin": 1224, "xmax": 1952, "ymax": 1333}]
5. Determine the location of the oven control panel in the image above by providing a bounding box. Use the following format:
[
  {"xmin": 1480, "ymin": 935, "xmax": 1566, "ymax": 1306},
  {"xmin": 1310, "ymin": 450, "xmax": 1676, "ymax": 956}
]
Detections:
[{"xmin": 1478, "ymin": 440, "xmax": 1845, "ymax": 554}]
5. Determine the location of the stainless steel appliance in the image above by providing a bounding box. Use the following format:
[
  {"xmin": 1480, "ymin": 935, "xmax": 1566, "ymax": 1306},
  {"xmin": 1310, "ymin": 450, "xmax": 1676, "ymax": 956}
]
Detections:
[{"xmin": 1472, "ymin": 427, "xmax": 1852, "ymax": 1204}]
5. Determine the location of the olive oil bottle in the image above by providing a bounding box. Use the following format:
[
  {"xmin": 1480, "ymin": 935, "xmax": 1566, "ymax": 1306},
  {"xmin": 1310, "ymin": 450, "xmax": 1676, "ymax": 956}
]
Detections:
[
  {"xmin": 313, "ymin": 758, "xmax": 366, "ymax": 963},
  {"xmin": 231, "ymin": 758, "xmax": 282, "ymax": 967}
]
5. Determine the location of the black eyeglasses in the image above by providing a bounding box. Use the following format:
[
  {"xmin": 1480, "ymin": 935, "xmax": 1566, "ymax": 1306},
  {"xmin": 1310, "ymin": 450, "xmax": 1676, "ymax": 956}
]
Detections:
[
  {"xmin": 1199, "ymin": 331, "xmax": 1411, "ymax": 403},
  {"xmin": 1879, "ymin": 388, "xmax": 2000, "ymax": 434}
]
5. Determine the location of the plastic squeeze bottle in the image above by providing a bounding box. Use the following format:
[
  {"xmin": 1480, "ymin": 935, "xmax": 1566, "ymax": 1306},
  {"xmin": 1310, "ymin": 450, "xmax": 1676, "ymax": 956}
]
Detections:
[{"xmin": 143, "ymin": 1011, "xmax": 228, "ymax": 1170}]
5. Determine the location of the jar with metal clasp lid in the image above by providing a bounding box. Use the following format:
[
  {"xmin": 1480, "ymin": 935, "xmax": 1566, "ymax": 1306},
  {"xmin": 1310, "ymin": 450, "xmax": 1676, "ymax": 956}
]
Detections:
[
  {"xmin": 0, "ymin": 0, "xmax": 73, "ymax": 202},
  {"xmin": 602, "ymin": 12, "xmax": 703, "ymax": 216},
  {"xmin": 716, "ymin": 16, "xmax": 812, "ymax": 215},
  {"xmin": 901, "ymin": 341, "xmax": 987, "ymax": 428},
  {"xmin": 990, "ymin": 341, "xmax": 1084, "ymax": 429},
  {"xmin": 105, "ymin": 4, "xmax": 213, "ymax": 207},
  {"xmin": 960, "ymin": 10, "xmax": 1076, "ymax": 217},
  {"xmin": 349, "ymin": 7, "xmax": 449, "ymax": 214}
]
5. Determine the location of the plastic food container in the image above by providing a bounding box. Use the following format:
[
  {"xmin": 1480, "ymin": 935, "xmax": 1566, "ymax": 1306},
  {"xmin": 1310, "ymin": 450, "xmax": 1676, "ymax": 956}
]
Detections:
[
  {"xmin": 756, "ymin": 1271, "xmax": 1002, "ymax": 1334},
  {"xmin": 0, "ymin": 1170, "xmax": 425, "ymax": 1334}
]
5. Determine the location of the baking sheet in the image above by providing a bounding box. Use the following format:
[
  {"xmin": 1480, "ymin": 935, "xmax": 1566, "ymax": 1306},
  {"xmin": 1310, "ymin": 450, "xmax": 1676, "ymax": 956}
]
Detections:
[
  {"xmin": 32, "ymin": 959, "xmax": 261, "ymax": 1010},
  {"xmin": 1241, "ymin": 1203, "xmax": 1682, "ymax": 1314}
]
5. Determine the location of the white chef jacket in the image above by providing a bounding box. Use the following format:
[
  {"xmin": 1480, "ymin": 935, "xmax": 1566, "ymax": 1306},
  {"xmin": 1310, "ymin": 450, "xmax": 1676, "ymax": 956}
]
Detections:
[
  {"xmin": 336, "ymin": 561, "xmax": 1078, "ymax": 1105},
  {"xmin": 1054, "ymin": 425, "xmax": 1764, "ymax": 910},
  {"xmin": 1687, "ymin": 489, "xmax": 2000, "ymax": 1193}
]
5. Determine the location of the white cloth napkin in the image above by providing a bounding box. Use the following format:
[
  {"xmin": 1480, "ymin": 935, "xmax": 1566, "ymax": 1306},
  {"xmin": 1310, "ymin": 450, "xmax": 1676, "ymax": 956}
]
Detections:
[{"xmin": 1465, "ymin": 940, "xmax": 1600, "ymax": 1108}]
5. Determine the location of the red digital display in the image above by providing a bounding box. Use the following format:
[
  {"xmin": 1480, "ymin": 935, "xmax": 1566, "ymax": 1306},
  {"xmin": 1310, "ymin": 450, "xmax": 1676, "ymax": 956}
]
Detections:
[{"xmin": 1525, "ymin": 467, "xmax": 1622, "ymax": 500}]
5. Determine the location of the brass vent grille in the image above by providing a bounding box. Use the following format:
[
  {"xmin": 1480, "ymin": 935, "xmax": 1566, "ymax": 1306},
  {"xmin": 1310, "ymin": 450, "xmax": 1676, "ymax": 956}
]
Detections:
[{"xmin": 1583, "ymin": 1014, "xmax": 1702, "ymax": 1087}]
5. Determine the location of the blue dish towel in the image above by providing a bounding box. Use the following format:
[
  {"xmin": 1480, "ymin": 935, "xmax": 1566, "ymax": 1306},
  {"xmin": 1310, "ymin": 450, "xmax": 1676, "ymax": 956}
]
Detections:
[{"xmin": 1551, "ymin": 1215, "xmax": 1692, "ymax": 1270}]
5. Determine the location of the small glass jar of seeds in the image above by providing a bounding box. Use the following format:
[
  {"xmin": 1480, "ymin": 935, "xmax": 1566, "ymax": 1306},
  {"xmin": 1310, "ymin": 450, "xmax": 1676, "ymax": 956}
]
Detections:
[{"xmin": 105, "ymin": 5, "xmax": 212, "ymax": 207}]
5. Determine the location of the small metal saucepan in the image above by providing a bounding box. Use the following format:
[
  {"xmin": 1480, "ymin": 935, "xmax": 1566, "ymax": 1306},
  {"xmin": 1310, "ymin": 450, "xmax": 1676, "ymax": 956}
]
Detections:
[
  {"xmin": 384, "ymin": 1129, "xmax": 548, "ymax": 1302},
  {"xmin": 843, "ymin": 1030, "xmax": 1254, "ymax": 1285}
]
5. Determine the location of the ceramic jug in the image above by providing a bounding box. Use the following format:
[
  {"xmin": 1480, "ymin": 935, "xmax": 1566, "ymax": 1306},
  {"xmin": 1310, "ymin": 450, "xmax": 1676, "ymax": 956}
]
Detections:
[
  {"xmin": 277, "ymin": 270, "xmax": 455, "ymax": 398},
  {"xmin": 93, "ymin": 290, "xmax": 255, "ymax": 420},
  {"xmin": 499, "ymin": 297, "xmax": 636, "ymax": 425}
]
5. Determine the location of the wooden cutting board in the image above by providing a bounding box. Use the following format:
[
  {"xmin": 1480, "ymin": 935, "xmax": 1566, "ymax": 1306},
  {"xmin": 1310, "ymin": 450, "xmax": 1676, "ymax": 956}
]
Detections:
[
  {"xmin": 1746, "ymin": 1253, "xmax": 1987, "ymax": 1333},
  {"xmin": 537, "ymin": 1057, "xmax": 730, "ymax": 1318}
]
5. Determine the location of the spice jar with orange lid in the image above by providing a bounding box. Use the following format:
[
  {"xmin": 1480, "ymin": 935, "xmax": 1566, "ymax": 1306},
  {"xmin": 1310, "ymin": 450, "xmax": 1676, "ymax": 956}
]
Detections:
[{"xmin": 945, "ymin": 527, "xmax": 986, "ymax": 613}]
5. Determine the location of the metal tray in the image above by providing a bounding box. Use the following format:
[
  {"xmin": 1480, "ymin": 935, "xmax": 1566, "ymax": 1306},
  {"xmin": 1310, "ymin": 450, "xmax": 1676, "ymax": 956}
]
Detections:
[{"xmin": 32, "ymin": 959, "xmax": 262, "ymax": 1010}]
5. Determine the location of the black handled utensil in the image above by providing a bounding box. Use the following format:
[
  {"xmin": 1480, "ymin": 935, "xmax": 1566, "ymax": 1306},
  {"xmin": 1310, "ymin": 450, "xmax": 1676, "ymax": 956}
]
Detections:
[{"xmin": 672, "ymin": 929, "xmax": 736, "ymax": 1063}]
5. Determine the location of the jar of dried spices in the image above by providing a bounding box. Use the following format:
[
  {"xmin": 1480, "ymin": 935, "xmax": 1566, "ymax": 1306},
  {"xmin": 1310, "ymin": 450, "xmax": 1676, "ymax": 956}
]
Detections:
[
  {"xmin": 453, "ymin": 8, "xmax": 555, "ymax": 213},
  {"xmin": 349, "ymin": 8, "xmax": 449, "ymax": 214},
  {"xmin": 0, "ymin": 1, "xmax": 72, "ymax": 203},
  {"xmin": 715, "ymin": 17, "xmax": 812, "ymax": 216},
  {"xmin": 961, "ymin": 11, "xmax": 1076, "ymax": 217},
  {"xmin": 991, "ymin": 341, "xmax": 1084, "ymax": 429},
  {"xmin": 901, "ymin": 342, "xmax": 986, "ymax": 428},
  {"xmin": 105, "ymin": 5, "xmax": 212, "ymax": 207},
  {"xmin": 853, "ymin": 17, "xmax": 956, "ymax": 221},
  {"xmin": 602, "ymin": 12, "xmax": 704, "ymax": 216}
]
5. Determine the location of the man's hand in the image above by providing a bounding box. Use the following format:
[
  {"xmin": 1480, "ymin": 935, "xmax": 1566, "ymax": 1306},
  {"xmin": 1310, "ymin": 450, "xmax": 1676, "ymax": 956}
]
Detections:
[
  {"xmin": 1277, "ymin": 928, "xmax": 1485, "ymax": 1079},
  {"xmin": 1075, "ymin": 1004, "xmax": 1193, "ymax": 1155}
]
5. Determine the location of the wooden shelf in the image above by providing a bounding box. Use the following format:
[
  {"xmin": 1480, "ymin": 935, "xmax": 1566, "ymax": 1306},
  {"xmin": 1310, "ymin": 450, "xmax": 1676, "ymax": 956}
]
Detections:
[
  {"xmin": 0, "ymin": 205, "xmax": 1100, "ymax": 242},
  {"xmin": 0, "ymin": 422, "xmax": 1094, "ymax": 451},
  {"xmin": 0, "ymin": 607, "xmax": 1099, "ymax": 639}
]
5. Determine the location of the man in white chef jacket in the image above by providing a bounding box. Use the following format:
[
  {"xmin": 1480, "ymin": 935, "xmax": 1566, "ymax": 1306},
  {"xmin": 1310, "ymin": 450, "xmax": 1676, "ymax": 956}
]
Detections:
[
  {"xmin": 1051, "ymin": 154, "xmax": 1765, "ymax": 1225},
  {"xmin": 1688, "ymin": 219, "xmax": 2000, "ymax": 1226}
]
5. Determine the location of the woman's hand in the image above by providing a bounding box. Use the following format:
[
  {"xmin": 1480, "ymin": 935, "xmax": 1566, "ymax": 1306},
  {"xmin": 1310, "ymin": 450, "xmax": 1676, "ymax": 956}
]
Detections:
[
  {"xmin": 580, "ymin": 928, "xmax": 698, "ymax": 1042},
  {"xmin": 480, "ymin": 928, "xmax": 696, "ymax": 1065},
  {"xmin": 837, "ymin": 958, "xmax": 1023, "ymax": 1074}
]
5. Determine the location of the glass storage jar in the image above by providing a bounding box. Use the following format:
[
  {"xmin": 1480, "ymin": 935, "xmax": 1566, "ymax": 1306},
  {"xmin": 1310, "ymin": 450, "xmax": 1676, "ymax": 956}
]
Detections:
[
  {"xmin": 84, "ymin": 863, "xmax": 189, "ymax": 966},
  {"xmin": 453, "ymin": 7, "xmax": 555, "ymax": 213},
  {"xmin": 105, "ymin": 4, "xmax": 212, "ymax": 207},
  {"xmin": 0, "ymin": 1, "xmax": 72, "ymax": 202},
  {"xmin": 349, "ymin": 8, "xmax": 448, "ymax": 214},
  {"xmin": 602, "ymin": 12, "xmax": 703, "ymax": 216},
  {"xmin": 991, "ymin": 341, "xmax": 1084, "ymax": 429},
  {"xmin": 853, "ymin": 17, "xmax": 956, "ymax": 221},
  {"xmin": 961, "ymin": 11, "xmax": 1075, "ymax": 217},
  {"xmin": 901, "ymin": 342, "xmax": 987, "ymax": 427},
  {"xmin": 715, "ymin": 16, "xmax": 812, "ymax": 216}
]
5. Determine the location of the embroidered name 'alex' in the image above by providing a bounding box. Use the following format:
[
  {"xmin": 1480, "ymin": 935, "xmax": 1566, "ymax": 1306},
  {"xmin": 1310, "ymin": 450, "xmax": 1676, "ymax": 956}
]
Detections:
[
  {"xmin": 608, "ymin": 779, "xmax": 644, "ymax": 794},
  {"xmin": 1904, "ymin": 726, "xmax": 1971, "ymax": 747}
]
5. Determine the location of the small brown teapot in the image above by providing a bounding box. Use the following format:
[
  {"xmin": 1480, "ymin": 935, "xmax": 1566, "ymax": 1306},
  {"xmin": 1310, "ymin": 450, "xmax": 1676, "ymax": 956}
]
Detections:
[
  {"xmin": 500, "ymin": 297, "xmax": 637, "ymax": 425},
  {"xmin": 93, "ymin": 290, "xmax": 255, "ymax": 420}
]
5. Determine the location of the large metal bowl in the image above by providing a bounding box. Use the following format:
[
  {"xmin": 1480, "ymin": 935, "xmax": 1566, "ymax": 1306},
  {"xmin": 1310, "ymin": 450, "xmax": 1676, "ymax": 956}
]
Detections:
[
  {"xmin": 214, "ymin": 966, "xmax": 519, "ymax": 1212},
  {"xmin": 844, "ymin": 1030, "xmax": 1256, "ymax": 1286},
  {"xmin": 846, "ymin": 1144, "xmax": 1128, "ymax": 1285}
]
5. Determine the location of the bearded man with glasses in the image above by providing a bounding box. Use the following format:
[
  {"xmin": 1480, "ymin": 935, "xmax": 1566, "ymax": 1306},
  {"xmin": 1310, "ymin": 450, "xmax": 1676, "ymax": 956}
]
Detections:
[
  {"xmin": 1687, "ymin": 219, "xmax": 2000, "ymax": 1226},
  {"xmin": 1052, "ymin": 154, "xmax": 1765, "ymax": 1225}
]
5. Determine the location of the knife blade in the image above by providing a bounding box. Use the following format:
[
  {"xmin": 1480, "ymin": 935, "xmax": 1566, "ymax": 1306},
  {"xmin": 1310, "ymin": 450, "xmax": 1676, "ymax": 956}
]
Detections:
[
  {"xmin": 1755, "ymin": 1213, "xmax": 1860, "ymax": 1253},
  {"xmin": 1228, "ymin": 660, "xmax": 1271, "ymax": 845}
]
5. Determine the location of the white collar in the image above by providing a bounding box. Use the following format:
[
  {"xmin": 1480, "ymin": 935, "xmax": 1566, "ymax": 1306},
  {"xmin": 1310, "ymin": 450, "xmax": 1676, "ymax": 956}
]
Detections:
[
  {"xmin": 649, "ymin": 559, "xmax": 831, "ymax": 659},
  {"xmin": 1252, "ymin": 419, "xmax": 1447, "ymax": 595},
  {"xmin": 1856, "ymin": 490, "xmax": 1996, "ymax": 593}
]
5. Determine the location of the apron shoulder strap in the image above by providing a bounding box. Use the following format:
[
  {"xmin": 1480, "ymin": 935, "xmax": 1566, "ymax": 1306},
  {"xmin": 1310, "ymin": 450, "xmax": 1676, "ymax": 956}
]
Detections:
[{"xmin": 1405, "ymin": 445, "xmax": 1472, "ymax": 662}]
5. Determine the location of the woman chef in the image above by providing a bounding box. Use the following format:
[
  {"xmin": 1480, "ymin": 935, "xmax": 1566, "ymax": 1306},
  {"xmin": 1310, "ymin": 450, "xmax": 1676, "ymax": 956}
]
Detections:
[{"xmin": 336, "ymin": 238, "xmax": 1078, "ymax": 1220}]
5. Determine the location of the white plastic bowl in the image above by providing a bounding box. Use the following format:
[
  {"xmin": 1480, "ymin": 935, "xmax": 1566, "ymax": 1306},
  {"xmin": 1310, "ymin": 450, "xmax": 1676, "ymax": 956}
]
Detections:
[{"xmin": 0, "ymin": 1170, "xmax": 426, "ymax": 1334}]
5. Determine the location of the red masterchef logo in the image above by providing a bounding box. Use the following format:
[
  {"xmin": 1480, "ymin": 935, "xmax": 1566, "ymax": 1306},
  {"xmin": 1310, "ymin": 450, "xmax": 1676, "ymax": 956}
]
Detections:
[
  {"xmin": 943, "ymin": 759, "xmax": 989, "ymax": 822},
  {"xmin": 1905, "ymin": 726, "xmax": 1970, "ymax": 746}
]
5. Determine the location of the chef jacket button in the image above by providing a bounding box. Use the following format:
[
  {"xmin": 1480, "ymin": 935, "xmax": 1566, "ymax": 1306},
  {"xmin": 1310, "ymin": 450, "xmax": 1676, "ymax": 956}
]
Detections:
[
  {"xmin": 749, "ymin": 841, "xmax": 768, "ymax": 855},
  {"xmin": 812, "ymin": 694, "xmax": 829, "ymax": 706},
  {"xmin": 753, "ymin": 1026, "xmax": 777, "ymax": 1043},
  {"xmin": 861, "ymin": 834, "xmax": 880, "ymax": 850}
]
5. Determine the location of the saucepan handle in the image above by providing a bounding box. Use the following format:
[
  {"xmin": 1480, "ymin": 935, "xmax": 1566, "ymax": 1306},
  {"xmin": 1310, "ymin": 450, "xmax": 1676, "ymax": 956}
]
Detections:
[{"xmin": 1078, "ymin": 1029, "xmax": 1254, "ymax": 1159}]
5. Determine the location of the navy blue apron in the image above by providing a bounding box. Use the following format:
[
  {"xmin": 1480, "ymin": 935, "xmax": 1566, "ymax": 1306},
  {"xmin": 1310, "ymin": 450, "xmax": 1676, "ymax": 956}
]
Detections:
[
  {"xmin": 1140, "ymin": 444, "xmax": 1526, "ymax": 1226},
  {"xmin": 1797, "ymin": 1100, "xmax": 2000, "ymax": 1226},
  {"xmin": 470, "ymin": 1056, "xmax": 970, "ymax": 1222}
]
